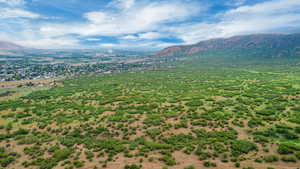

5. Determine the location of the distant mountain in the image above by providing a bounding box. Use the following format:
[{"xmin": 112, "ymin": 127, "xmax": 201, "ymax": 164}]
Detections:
[
  {"xmin": 156, "ymin": 34, "xmax": 300, "ymax": 58},
  {"xmin": 0, "ymin": 41, "xmax": 23, "ymax": 50}
]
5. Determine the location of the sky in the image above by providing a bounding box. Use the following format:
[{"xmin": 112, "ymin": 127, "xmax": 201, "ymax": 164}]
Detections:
[{"xmin": 0, "ymin": 0, "xmax": 300, "ymax": 49}]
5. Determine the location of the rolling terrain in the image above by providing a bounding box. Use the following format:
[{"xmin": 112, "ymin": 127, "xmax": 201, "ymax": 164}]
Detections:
[{"xmin": 1, "ymin": 34, "xmax": 300, "ymax": 169}]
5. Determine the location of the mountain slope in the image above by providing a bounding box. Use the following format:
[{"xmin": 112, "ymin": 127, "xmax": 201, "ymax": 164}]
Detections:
[
  {"xmin": 0, "ymin": 41, "xmax": 23, "ymax": 50},
  {"xmin": 156, "ymin": 34, "xmax": 300, "ymax": 58}
]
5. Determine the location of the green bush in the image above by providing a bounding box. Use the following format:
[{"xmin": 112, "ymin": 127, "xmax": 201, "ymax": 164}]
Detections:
[
  {"xmin": 277, "ymin": 144, "xmax": 294, "ymax": 154},
  {"xmin": 203, "ymin": 161, "xmax": 217, "ymax": 167},
  {"xmin": 0, "ymin": 156, "xmax": 15, "ymax": 167},
  {"xmin": 256, "ymin": 109, "xmax": 276, "ymax": 116},
  {"xmin": 295, "ymin": 152, "xmax": 300, "ymax": 159},
  {"xmin": 186, "ymin": 101, "xmax": 204, "ymax": 107},
  {"xmin": 53, "ymin": 148, "xmax": 72, "ymax": 161},
  {"xmin": 195, "ymin": 151, "xmax": 212, "ymax": 160},
  {"xmin": 159, "ymin": 155, "xmax": 176, "ymax": 166},
  {"xmin": 73, "ymin": 161, "xmax": 84, "ymax": 168},
  {"xmin": 124, "ymin": 164, "xmax": 141, "ymax": 169},
  {"xmin": 24, "ymin": 145, "xmax": 45, "ymax": 158},
  {"xmin": 231, "ymin": 140, "xmax": 257, "ymax": 155},
  {"xmin": 281, "ymin": 156, "xmax": 297, "ymax": 162},
  {"xmin": 146, "ymin": 128, "xmax": 161, "ymax": 138},
  {"xmin": 263, "ymin": 155, "xmax": 278, "ymax": 163},
  {"xmin": 184, "ymin": 165, "xmax": 196, "ymax": 169}
]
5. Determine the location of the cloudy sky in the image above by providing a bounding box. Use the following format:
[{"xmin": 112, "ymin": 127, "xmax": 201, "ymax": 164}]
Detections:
[{"xmin": 0, "ymin": 0, "xmax": 300, "ymax": 49}]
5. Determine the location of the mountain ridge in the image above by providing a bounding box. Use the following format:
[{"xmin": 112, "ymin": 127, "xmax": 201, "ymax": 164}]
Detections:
[
  {"xmin": 156, "ymin": 33, "xmax": 300, "ymax": 58},
  {"xmin": 0, "ymin": 41, "xmax": 23, "ymax": 50}
]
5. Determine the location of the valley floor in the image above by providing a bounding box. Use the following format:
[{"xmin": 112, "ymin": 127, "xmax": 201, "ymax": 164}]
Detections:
[{"xmin": 1, "ymin": 61, "xmax": 300, "ymax": 169}]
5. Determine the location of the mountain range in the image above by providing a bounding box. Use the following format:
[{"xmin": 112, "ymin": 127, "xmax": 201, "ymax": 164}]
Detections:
[
  {"xmin": 2, "ymin": 34, "xmax": 300, "ymax": 58},
  {"xmin": 157, "ymin": 34, "xmax": 300, "ymax": 58},
  {"xmin": 0, "ymin": 41, "xmax": 23, "ymax": 50}
]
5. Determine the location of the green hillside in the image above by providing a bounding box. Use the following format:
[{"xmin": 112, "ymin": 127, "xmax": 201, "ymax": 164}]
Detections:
[
  {"xmin": 157, "ymin": 34, "xmax": 300, "ymax": 59},
  {"xmin": 1, "ymin": 53, "xmax": 300, "ymax": 169}
]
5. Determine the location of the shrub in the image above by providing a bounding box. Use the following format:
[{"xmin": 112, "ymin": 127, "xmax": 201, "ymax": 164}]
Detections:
[
  {"xmin": 281, "ymin": 156, "xmax": 297, "ymax": 162},
  {"xmin": 277, "ymin": 144, "xmax": 294, "ymax": 154},
  {"xmin": 143, "ymin": 114, "xmax": 164, "ymax": 126},
  {"xmin": 295, "ymin": 126, "xmax": 300, "ymax": 134},
  {"xmin": 295, "ymin": 152, "xmax": 300, "ymax": 159},
  {"xmin": 124, "ymin": 164, "xmax": 141, "ymax": 169},
  {"xmin": 231, "ymin": 140, "xmax": 257, "ymax": 155},
  {"xmin": 26, "ymin": 157, "xmax": 58, "ymax": 169},
  {"xmin": 248, "ymin": 119, "xmax": 263, "ymax": 128},
  {"xmin": 24, "ymin": 145, "xmax": 45, "ymax": 158},
  {"xmin": 73, "ymin": 161, "xmax": 84, "ymax": 168},
  {"xmin": 263, "ymin": 155, "xmax": 278, "ymax": 163},
  {"xmin": 146, "ymin": 128, "xmax": 161, "ymax": 139},
  {"xmin": 159, "ymin": 155, "xmax": 176, "ymax": 166},
  {"xmin": 282, "ymin": 131, "xmax": 299, "ymax": 140},
  {"xmin": 203, "ymin": 161, "xmax": 217, "ymax": 167},
  {"xmin": 53, "ymin": 148, "xmax": 72, "ymax": 161},
  {"xmin": 0, "ymin": 156, "xmax": 15, "ymax": 167},
  {"xmin": 186, "ymin": 101, "xmax": 204, "ymax": 107},
  {"xmin": 12, "ymin": 128, "xmax": 29, "ymax": 136},
  {"xmin": 196, "ymin": 151, "xmax": 212, "ymax": 160},
  {"xmin": 184, "ymin": 165, "xmax": 196, "ymax": 169},
  {"xmin": 243, "ymin": 167, "xmax": 255, "ymax": 169},
  {"xmin": 85, "ymin": 151, "xmax": 94, "ymax": 161},
  {"xmin": 256, "ymin": 109, "xmax": 276, "ymax": 116}
]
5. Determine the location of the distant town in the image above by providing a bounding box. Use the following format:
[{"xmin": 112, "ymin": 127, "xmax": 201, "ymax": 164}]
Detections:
[{"xmin": 0, "ymin": 49, "xmax": 156, "ymax": 81}]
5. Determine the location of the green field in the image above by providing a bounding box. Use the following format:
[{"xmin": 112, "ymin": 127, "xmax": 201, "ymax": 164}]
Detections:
[{"xmin": 1, "ymin": 54, "xmax": 300, "ymax": 169}]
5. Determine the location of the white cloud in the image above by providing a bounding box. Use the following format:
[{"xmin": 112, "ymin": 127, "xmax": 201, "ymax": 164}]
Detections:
[
  {"xmin": 16, "ymin": 37, "xmax": 81, "ymax": 49},
  {"xmin": 0, "ymin": 8, "xmax": 41, "ymax": 19},
  {"xmin": 84, "ymin": 11, "xmax": 112, "ymax": 24},
  {"xmin": 227, "ymin": 0, "xmax": 300, "ymax": 15},
  {"xmin": 0, "ymin": 0, "xmax": 24, "ymax": 6},
  {"xmin": 87, "ymin": 38, "xmax": 102, "ymax": 41},
  {"xmin": 138, "ymin": 32, "xmax": 164, "ymax": 39},
  {"xmin": 94, "ymin": 40, "xmax": 179, "ymax": 50},
  {"xmin": 0, "ymin": 24, "xmax": 80, "ymax": 49},
  {"xmin": 121, "ymin": 35, "xmax": 138, "ymax": 40},
  {"xmin": 40, "ymin": 1, "xmax": 202, "ymax": 37},
  {"xmin": 226, "ymin": 0, "xmax": 247, "ymax": 6},
  {"xmin": 166, "ymin": 0, "xmax": 300, "ymax": 44},
  {"xmin": 108, "ymin": 0, "xmax": 135, "ymax": 10},
  {"xmin": 2, "ymin": 0, "xmax": 300, "ymax": 49},
  {"xmin": 155, "ymin": 42, "xmax": 181, "ymax": 48},
  {"xmin": 121, "ymin": 32, "xmax": 165, "ymax": 40},
  {"xmin": 1, "ymin": 0, "xmax": 203, "ymax": 49},
  {"xmin": 98, "ymin": 43, "xmax": 116, "ymax": 47}
]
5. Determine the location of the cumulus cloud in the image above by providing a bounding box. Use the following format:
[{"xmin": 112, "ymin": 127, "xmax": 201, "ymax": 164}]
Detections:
[
  {"xmin": 227, "ymin": 0, "xmax": 300, "ymax": 14},
  {"xmin": 0, "ymin": 8, "xmax": 41, "ymax": 18},
  {"xmin": 0, "ymin": 0, "xmax": 25, "ymax": 6},
  {"xmin": 84, "ymin": 11, "xmax": 112, "ymax": 24},
  {"xmin": 2, "ymin": 0, "xmax": 300, "ymax": 49},
  {"xmin": 98, "ymin": 43, "xmax": 117, "ymax": 47},
  {"xmin": 166, "ymin": 0, "xmax": 300, "ymax": 44},
  {"xmin": 108, "ymin": 0, "xmax": 135, "ymax": 10},
  {"xmin": 40, "ymin": 1, "xmax": 202, "ymax": 37},
  {"xmin": 225, "ymin": 0, "xmax": 247, "ymax": 6},
  {"xmin": 87, "ymin": 38, "xmax": 102, "ymax": 41},
  {"xmin": 121, "ymin": 35, "xmax": 138, "ymax": 40},
  {"xmin": 138, "ymin": 32, "xmax": 164, "ymax": 40},
  {"xmin": 16, "ymin": 37, "xmax": 80, "ymax": 49},
  {"xmin": 95, "ymin": 40, "xmax": 180, "ymax": 50}
]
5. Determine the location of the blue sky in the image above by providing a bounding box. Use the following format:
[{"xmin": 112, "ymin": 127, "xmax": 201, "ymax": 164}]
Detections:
[{"xmin": 0, "ymin": 0, "xmax": 300, "ymax": 49}]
